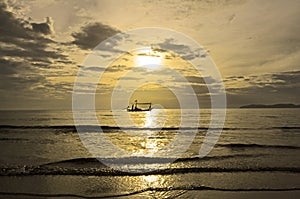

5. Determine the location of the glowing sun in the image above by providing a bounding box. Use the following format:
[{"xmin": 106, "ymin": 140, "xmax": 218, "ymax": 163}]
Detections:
[{"xmin": 134, "ymin": 47, "xmax": 163, "ymax": 70}]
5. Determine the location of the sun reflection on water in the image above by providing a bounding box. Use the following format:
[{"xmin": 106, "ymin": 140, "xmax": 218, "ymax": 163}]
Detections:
[
  {"xmin": 106, "ymin": 109, "xmax": 180, "ymax": 158},
  {"xmin": 142, "ymin": 175, "xmax": 163, "ymax": 187},
  {"xmin": 129, "ymin": 109, "xmax": 167, "ymax": 157},
  {"xmin": 143, "ymin": 109, "xmax": 166, "ymax": 128}
]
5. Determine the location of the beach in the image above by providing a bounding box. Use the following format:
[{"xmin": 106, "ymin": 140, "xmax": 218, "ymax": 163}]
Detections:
[
  {"xmin": 1, "ymin": 0, "xmax": 300, "ymax": 198},
  {"xmin": 0, "ymin": 109, "xmax": 299, "ymax": 198}
]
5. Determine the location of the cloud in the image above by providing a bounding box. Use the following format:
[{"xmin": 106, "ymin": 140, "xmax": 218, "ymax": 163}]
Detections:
[
  {"xmin": 1, "ymin": 0, "xmax": 299, "ymax": 109},
  {"xmin": 106, "ymin": 64, "xmax": 128, "ymax": 72},
  {"xmin": 0, "ymin": 0, "xmax": 32, "ymax": 40},
  {"xmin": 0, "ymin": 0, "xmax": 74, "ymax": 109},
  {"xmin": 271, "ymin": 71, "xmax": 300, "ymax": 86},
  {"xmin": 31, "ymin": 17, "xmax": 54, "ymax": 35},
  {"xmin": 225, "ymin": 70, "xmax": 300, "ymax": 90},
  {"xmin": 155, "ymin": 38, "xmax": 207, "ymax": 60},
  {"xmin": 79, "ymin": 66, "xmax": 106, "ymax": 72},
  {"xmin": 0, "ymin": 1, "xmax": 65, "ymax": 62},
  {"xmin": 78, "ymin": 64, "xmax": 129, "ymax": 74},
  {"xmin": 72, "ymin": 22, "xmax": 120, "ymax": 49},
  {"xmin": 185, "ymin": 75, "xmax": 216, "ymax": 85},
  {"xmin": 225, "ymin": 70, "xmax": 300, "ymax": 107}
]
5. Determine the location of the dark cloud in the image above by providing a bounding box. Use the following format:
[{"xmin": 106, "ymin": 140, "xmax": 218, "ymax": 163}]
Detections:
[
  {"xmin": 0, "ymin": 1, "xmax": 64, "ymax": 63},
  {"xmin": 157, "ymin": 38, "xmax": 191, "ymax": 54},
  {"xmin": 185, "ymin": 75, "xmax": 216, "ymax": 85},
  {"xmin": 0, "ymin": 1, "xmax": 32, "ymax": 40},
  {"xmin": 225, "ymin": 70, "xmax": 300, "ymax": 107},
  {"xmin": 226, "ymin": 70, "xmax": 300, "ymax": 89},
  {"xmin": 0, "ymin": 58, "xmax": 45, "ymax": 93},
  {"xmin": 118, "ymin": 76, "xmax": 141, "ymax": 81},
  {"xmin": 78, "ymin": 64, "xmax": 128, "ymax": 73},
  {"xmin": 0, "ymin": 0, "xmax": 74, "ymax": 109},
  {"xmin": 72, "ymin": 22, "xmax": 120, "ymax": 49},
  {"xmin": 0, "ymin": 58, "xmax": 17, "ymax": 75},
  {"xmin": 156, "ymin": 38, "xmax": 207, "ymax": 60},
  {"xmin": 106, "ymin": 64, "xmax": 128, "ymax": 72},
  {"xmin": 271, "ymin": 71, "xmax": 300, "ymax": 86},
  {"xmin": 31, "ymin": 17, "xmax": 54, "ymax": 35},
  {"xmin": 191, "ymin": 84, "xmax": 209, "ymax": 95},
  {"xmin": 79, "ymin": 66, "xmax": 106, "ymax": 72}
]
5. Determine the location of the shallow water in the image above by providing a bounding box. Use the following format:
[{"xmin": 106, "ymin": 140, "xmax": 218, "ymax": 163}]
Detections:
[{"xmin": 0, "ymin": 108, "xmax": 299, "ymax": 197}]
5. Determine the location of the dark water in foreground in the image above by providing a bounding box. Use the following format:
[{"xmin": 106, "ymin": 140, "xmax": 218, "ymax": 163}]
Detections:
[{"xmin": 0, "ymin": 109, "xmax": 299, "ymax": 198}]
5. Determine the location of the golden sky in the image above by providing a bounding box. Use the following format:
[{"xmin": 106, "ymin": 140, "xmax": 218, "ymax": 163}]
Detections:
[{"xmin": 0, "ymin": 0, "xmax": 299, "ymax": 109}]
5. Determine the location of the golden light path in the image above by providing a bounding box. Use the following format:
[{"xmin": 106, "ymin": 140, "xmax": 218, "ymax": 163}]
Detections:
[{"xmin": 130, "ymin": 109, "xmax": 166, "ymax": 157}]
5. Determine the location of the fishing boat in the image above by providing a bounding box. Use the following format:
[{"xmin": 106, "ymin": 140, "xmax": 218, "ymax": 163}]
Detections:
[{"xmin": 127, "ymin": 100, "xmax": 152, "ymax": 112}]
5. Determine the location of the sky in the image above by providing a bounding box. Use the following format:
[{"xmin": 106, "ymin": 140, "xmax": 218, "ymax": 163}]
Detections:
[{"xmin": 0, "ymin": 0, "xmax": 299, "ymax": 109}]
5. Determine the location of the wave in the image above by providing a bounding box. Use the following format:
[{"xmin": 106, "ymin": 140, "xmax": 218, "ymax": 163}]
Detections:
[
  {"xmin": 41, "ymin": 154, "xmax": 265, "ymax": 166},
  {"xmin": 1, "ymin": 156, "xmax": 300, "ymax": 176},
  {"xmin": 1, "ymin": 166, "xmax": 299, "ymax": 176},
  {"xmin": 0, "ymin": 186, "xmax": 299, "ymax": 199},
  {"xmin": 0, "ymin": 125, "xmax": 300, "ymax": 131},
  {"xmin": 215, "ymin": 143, "xmax": 300, "ymax": 150}
]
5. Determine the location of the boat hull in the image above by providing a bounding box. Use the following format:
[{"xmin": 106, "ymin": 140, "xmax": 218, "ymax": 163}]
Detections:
[{"xmin": 127, "ymin": 108, "xmax": 152, "ymax": 112}]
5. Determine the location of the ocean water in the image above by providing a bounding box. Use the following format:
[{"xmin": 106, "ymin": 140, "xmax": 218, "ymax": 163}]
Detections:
[{"xmin": 0, "ymin": 108, "xmax": 299, "ymax": 198}]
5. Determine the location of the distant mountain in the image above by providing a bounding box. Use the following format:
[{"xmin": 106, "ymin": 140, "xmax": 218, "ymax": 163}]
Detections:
[{"xmin": 240, "ymin": 104, "xmax": 300, "ymax": 108}]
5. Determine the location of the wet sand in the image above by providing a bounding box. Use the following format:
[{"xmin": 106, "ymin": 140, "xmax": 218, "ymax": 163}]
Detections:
[{"xmin": 0, "ymin": 171, "xmax": 299, "ymax": 198}]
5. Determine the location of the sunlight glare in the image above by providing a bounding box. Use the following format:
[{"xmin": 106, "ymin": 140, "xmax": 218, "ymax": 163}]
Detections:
[
  {"xmin": 135, "ymin": 47, "xmax": 163, "ymax": 70},
  {"xmin": 142, "ymin": 175, "xmax": 160, "ymax": 185}
]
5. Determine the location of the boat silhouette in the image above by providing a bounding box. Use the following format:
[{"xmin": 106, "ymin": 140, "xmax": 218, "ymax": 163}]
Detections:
[{"xmin": 127, "ymin": 100, "xmax": 152, "ymax": 112}]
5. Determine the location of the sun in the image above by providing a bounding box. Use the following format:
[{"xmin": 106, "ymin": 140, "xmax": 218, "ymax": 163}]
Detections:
[{"xmin": 134, "ymin": 47, "xmax": 163, "ymax": 70}]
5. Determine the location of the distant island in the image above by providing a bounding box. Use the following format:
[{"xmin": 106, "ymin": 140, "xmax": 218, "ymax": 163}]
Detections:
[{"xmin": 240, "ymin": 104, "xmax": 300, "ymax": 108}]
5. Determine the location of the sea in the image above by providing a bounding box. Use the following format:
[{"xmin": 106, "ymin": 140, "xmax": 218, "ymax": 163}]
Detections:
[{"xmin": 0, "ymin": 108, "xmax": 299, "ymax": 198}]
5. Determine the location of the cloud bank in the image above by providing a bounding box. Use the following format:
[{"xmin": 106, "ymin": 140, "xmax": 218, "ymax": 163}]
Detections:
[{"xmin": 72, "ymin": 22, "xmax": 120, "ymax": 49}]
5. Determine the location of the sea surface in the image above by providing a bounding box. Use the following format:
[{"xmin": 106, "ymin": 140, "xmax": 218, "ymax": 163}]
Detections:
[{"xmin": 0, "ymin": 108, "xmax": 299, "ymax": 198}]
